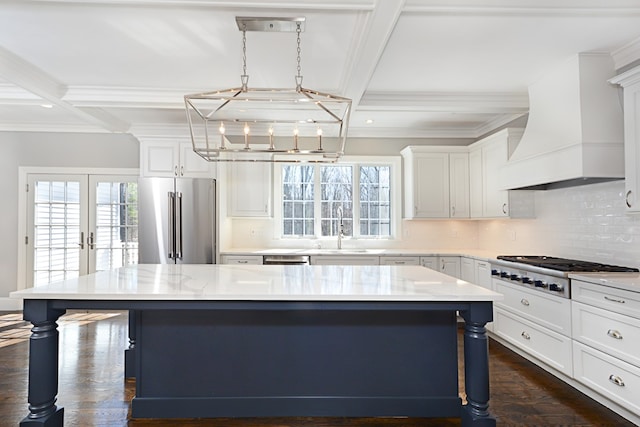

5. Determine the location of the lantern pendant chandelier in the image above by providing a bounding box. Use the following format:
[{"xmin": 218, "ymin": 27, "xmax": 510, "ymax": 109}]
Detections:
[{"xmin": 184, "ymin": 17, "xmax": 352, "ymax": 163}]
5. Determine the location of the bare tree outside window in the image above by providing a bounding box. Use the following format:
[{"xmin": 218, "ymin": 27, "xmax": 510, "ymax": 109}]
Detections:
[
  {"xmin": 360, "ymin": 166, "xmax": 391, "ymax": 236},
  {"xmin": 320, "ymin": 166, "xmax": 353, "ymax": 236},
  {"xmin": 282, "ymin": 165, "xmax": 315, "ymax": 236}
]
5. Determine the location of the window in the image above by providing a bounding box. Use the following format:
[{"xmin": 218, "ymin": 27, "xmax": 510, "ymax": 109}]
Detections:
[{"xmin": 277, "ymin": 158, "xmax": 399, "ymax": 239}]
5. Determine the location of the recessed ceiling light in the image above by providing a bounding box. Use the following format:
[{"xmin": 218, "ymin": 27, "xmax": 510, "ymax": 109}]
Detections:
[
  {"xmin": 365, "ymin": 119, "xmax": 374, "ymax": 124},
  {"xmin": 40, "ymin": 104, "xmax": 54, "ymax": 109}
]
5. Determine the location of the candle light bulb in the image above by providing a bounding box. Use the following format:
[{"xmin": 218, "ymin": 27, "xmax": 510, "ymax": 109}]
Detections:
[
  {"xmin": 219, "ymin": 122, "xmax": 226, "ymax": 149},
  {"xmin": 243, "ymin": 123, "xmax": 250, "ymax": 150},
  {"xmin": 293, "ymin": 127, "xmax": 299, "ymax": 151},
  {"xmin": 268, "ymin": 127, "xmax": 275, "ymax": 150},
  {"xmin": 317, "ymin": 128, "xmax": 323, "ymax": 151}
]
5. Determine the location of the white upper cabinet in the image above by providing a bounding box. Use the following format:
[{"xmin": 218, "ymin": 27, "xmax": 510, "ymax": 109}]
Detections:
[
  {"xmin": 140, "ymin": 140, "xmax": 214, "ymax": 178},
  {"xmin": 610, "ymin": 66, "xmax": 640, "ymax": 212},
  {"xmin": 468, "ymin": 128, "xmax": 534, "ymax": 218},
  {"xmin": 228, "ymin": 162, "xmax": 272, "ymax": 217},
  {"xmin": 401, "ymin": 147, "xmax": 469, "ymax": 219}
]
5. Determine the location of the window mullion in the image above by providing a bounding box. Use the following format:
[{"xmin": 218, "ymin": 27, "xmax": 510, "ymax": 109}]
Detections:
[
  {"xmin": 314, "ymin": 164, "xmax": 322, "ymax": 238},
  {"xmin": 352, "ymin": 166, "xmax": 360, "ymax": 238}
]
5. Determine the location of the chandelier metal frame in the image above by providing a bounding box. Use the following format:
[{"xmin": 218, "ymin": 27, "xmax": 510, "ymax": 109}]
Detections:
[{"xmin": 184, "ymin": 17, "xmax": 352, "ymax": 163}]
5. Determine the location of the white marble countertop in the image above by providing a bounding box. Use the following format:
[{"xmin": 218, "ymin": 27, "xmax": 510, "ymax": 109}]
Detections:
[
  {"xmin": 10, "ymin": 264, "xmax": 502, "ymax": 302},
  {"xmin": 569, "ymin": 272, "xmax": 640, "ymax": 294},
  {"xmin": 223, "ymin": 248, "xmax": 500, "ymax": 261}
]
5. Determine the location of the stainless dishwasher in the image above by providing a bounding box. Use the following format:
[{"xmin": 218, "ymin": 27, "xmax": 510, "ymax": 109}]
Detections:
[{"xmin": 262, "ymin": 255, "xmax": 310, "ymax": 265}]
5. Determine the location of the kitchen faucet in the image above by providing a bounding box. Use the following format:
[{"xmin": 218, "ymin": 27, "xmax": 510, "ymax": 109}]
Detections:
[{"xmin": 336, "ymin": 205, "xmax": 344, "ymax": 249}]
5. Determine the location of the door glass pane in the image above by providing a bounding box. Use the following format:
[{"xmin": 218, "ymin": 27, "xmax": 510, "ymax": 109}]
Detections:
[
  {"xmin": 33, "ymin": 180, "xmax": 82, "ymax": 286},
  {"xmin": 94, "ymin": 181, "xmax": 138, "ymax": 271}
]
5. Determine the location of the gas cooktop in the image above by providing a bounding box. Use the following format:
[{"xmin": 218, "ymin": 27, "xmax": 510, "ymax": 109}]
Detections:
[{"xmin": 496, "ymin": 255, "xmax": 639, "ymax": 273}]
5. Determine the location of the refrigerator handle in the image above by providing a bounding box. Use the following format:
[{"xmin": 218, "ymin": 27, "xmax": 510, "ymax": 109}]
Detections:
[
  {"xmin": 176, "ymin": 192, "xmax": 183, "ymax": 259},
  {"xmin": 168, "ymin": 192, "xmax": 175, "ymax": 260}
]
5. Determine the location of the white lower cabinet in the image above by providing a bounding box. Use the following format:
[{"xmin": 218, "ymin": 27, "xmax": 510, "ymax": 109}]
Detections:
[
  {"xmin": 419, "ymin": 256, "xmax": 460, "ymax": 278},
  {"xmin": 474, "ymin": 260, "xmax": 493, "ymax": 330},
  {"xmin": 310, "ymin": 256, "xmax": 379, "ymax": 265},
  {"xmin": 571, "ymin": 279, "xmax": 640, "ymax": 418},
  {"xmin": 573, "ymin": 341, "xmax": 640, "ymax": 416},
  {"xmin": 439, "ymin": 256, "xmax": 461, "ymax": 279},
  {"xmin": 494, "ymin": 307, "xmax": 573, "ymax": 376},
  {"xmin": 379, "ymin": 256, "xmax": 420, "ymax": 266},
  {"xmin": 494, "ymin": 280, "xmax": 572, "ymax": 336},
  {"xmin": 460, "ymin": 257, "xmax": 475, "ymax": 282},
  {"xmin": 220, "ymin": 255, "xmax": 263, "ymax": 265},
  {"xmin": 419, "ymin": 256, "xmax": 438, "ymax": 270},
  {"xmin": 572, "ymin": 301, "xmax": 640, "ymax": 368}
]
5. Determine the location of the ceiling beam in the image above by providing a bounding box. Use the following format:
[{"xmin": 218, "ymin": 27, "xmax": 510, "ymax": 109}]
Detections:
[
  {"xmin": 341, "ymin": 0, "xmax": 406, "ymax": 107},
  {"xmin": 0, "ymin": 46, "xmax": 130, "ymax": 133}
]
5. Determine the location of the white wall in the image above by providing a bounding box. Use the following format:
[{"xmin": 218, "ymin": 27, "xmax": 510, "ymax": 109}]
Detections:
[
  {"xmin": 0, "ymin": 132, "xmax": 139, "ymax": 309},
  {"xmin": 478, "ymin": 180, "xmax": 640, "ymax": 268}
]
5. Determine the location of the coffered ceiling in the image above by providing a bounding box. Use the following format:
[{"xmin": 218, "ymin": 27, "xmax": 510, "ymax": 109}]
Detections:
[{"xmin": 2, "ymin": 0, "xmax": 640, "ymax": 141}]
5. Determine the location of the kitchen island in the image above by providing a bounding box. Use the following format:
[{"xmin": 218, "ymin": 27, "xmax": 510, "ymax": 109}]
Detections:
[{"xmin": 11, "ymin": 264, "xmax": 501, "ymax": 427}]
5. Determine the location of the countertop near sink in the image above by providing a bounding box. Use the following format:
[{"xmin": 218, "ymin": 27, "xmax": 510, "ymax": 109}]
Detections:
[{"xmin": 222, "ymin": 248, "xmax": 500, "ymax": 261}]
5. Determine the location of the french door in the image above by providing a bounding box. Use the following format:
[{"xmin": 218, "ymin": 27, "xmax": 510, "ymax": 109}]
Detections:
[{"xmin": 26, "ymin": 174, "xmax": 138, "ymax": 287}]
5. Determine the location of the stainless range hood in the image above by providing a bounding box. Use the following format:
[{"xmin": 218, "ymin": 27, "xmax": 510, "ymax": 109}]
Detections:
[{"xmin": 501, "ymin": 53, "xmax": 625, "ymax": 190}]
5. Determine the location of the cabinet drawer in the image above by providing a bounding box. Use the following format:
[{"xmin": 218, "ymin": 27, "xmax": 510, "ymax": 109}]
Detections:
[
  {"xmin": 573, "ymin": 341, "xmax": 640, "ymax": 416},
  {"xmin": 494, "ymin": 307, "xmax": 572, "ymax": 376},
  {"xmin": 572, "ymin": 301, "xmax": 640, "ymax": 368},
  {"xmin": 572, "ymin": 280, "xmax": 640, "ymax": 319},
  {"xmin": 494, "ymin": 279, "xmax": 571, "ymax": 336},
  {"xmin": 220, "ymin": 255, "xmax": 263, "ymax": 265},
  {"xmin": 379, "ymin": 256, "xmax": 421, "ymax": 266}
]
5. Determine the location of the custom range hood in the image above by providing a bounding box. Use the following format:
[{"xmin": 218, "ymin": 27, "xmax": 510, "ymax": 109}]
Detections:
[{"xmin": 501, "ymin": 53, "xmax": 625, "ymax": 190}]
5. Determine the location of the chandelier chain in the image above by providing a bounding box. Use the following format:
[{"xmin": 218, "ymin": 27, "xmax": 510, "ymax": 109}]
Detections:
[
  {"xmin": 241, "ymin": 24, "xmax": 248, "ymax": 91},
  {"xmin": 295, "ymin": 22, "xmax": 303, "ymax": 90}
]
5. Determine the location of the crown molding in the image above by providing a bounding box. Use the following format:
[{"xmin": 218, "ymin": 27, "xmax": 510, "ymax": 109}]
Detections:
[
  {"xmin": 612, "ymin": 36, "xmax": 640, "ymax": 70},
  {"xmin": 359, "ymin": 91, "xmax": 529, "ymax": 113}
]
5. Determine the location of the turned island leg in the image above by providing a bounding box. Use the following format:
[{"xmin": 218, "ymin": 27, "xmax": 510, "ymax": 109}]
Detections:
[
  {"xmin": 21, "ymin": 300, "xmax": 65, "ymax": 427},
  {"xmin": 460, "ymin": 302, "xmax": 496, "ymax": 427}
]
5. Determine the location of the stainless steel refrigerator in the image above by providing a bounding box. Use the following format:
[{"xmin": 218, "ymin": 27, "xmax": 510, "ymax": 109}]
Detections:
[{"xmin": 138, "ymin": 177, "xmax": 217, "ymax": 264}]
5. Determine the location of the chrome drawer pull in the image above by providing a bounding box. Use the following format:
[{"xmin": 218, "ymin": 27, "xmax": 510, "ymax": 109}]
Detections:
[
  {"xmin": 238, "ymin": 260, "xmax": 248, "ymax": 264},
  {"xmin": 609, "ymin": 375, "xmax": 625, "ymax": 387},
  {"xmin": 521, "ymin": 331, "xmax": 530, "ymax": 340},
  {"xmin": 604, "ymin": 296, "xmax": 626, "ymax": 304},
  {"xmin": 607, "ymin": 329, "xmax": 623, "ymax": 340},
  {"xmin": 520, "ymin": 298, "xmax": 530, "ymax": 306}
]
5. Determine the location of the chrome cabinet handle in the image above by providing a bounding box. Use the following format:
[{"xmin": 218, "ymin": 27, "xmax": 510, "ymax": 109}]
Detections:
[
  {"xmin": 609, "ymin": 375, "xmax": 625, "ymax": 387},
  {"xmin": 174, "ymin": 165, "xmax": 178, "ymax": 176},
  {"xmin": 520, "ymin": 298, "xmax": 530, "ymax": 306},
  {"xmin": 626, "ymin": 190, "xmax": 633, "ymax": 208},
  {"xmin": 607, "ymin": 329, "xmax": 623, "ymax": 340},
  {"xmin": 521, "ymin": 331, "xmax": 530, "ymax": 340},
  {"xmin": 604, "ymin": 296, "xmax": 626, "ymax": 304},
  {"xmin": 87, "ymin": 232, "xmax": 95, "ymax": 250},
  {"xmin": 395, "ymin": 261, "xmax": 406, "ymax": 265},
  {"xmin": 502, "ymin": 203, "xmax": 508, "ymax": 214},
  {"xmin": 78, "ymin": 231, "xmax": 85, "ymax": 249},
  {"xmin": 180, "ymin": 165, "xmax": 184, "ymax": 176},
  {"xmin": 238, "ymin": 260, "xmax": 248, "ymax": 264},
  {"xmin": 451, "ymin": 205, "xmax": 455, "ymax": 216}
]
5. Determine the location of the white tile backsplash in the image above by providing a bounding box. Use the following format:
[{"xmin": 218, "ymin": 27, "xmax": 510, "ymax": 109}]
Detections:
[
  {"xmin": 478, "ymin": 180, "xmax": 640, "ymax": 268},
  {"xmin": 226, "ymin": 180, "xmax": 640, "ymax": 269}
]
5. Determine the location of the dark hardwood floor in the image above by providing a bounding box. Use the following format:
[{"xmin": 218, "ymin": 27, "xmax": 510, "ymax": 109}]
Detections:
[{"xmin": 0, "ymin": 311, "xmax": 635, "ymax": 427}]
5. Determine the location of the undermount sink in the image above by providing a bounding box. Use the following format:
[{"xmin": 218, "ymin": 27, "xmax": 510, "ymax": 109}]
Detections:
[{"xmin": 315, "ymin": 249, "xmax": 382, "ymax": 254}]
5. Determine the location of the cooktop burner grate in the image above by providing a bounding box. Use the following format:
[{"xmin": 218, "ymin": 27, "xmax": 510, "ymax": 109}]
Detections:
[{"xmin": 496, "ymin": 255, "xmax": 639, "ymax": 273}]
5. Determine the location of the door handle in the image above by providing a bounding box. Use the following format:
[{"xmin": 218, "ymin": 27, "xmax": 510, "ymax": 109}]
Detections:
[
  {"xmin": 168, "ymin": 192, "xmax": 175, "ymax": 259},
  {"xmin": 176, "ymin": 192, "xmax": 183, "ymax": 259},
  {"xmin": 78, "ymin": 231, "xmax": 85, "ymax": 249},
  {"xmin": 87, "ymin": 232, "xmax": 95, "ymax": 250}
]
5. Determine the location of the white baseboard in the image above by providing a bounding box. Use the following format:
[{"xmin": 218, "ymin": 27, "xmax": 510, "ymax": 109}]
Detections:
[{"xmin": 0, "ymin": 297, "xmax": 23, "ymax": 311}]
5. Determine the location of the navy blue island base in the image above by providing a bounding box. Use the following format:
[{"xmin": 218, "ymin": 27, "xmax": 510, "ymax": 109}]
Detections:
[{"xmin": 19, "ymin": 298, "xmax": 495, "ymax": 427}]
